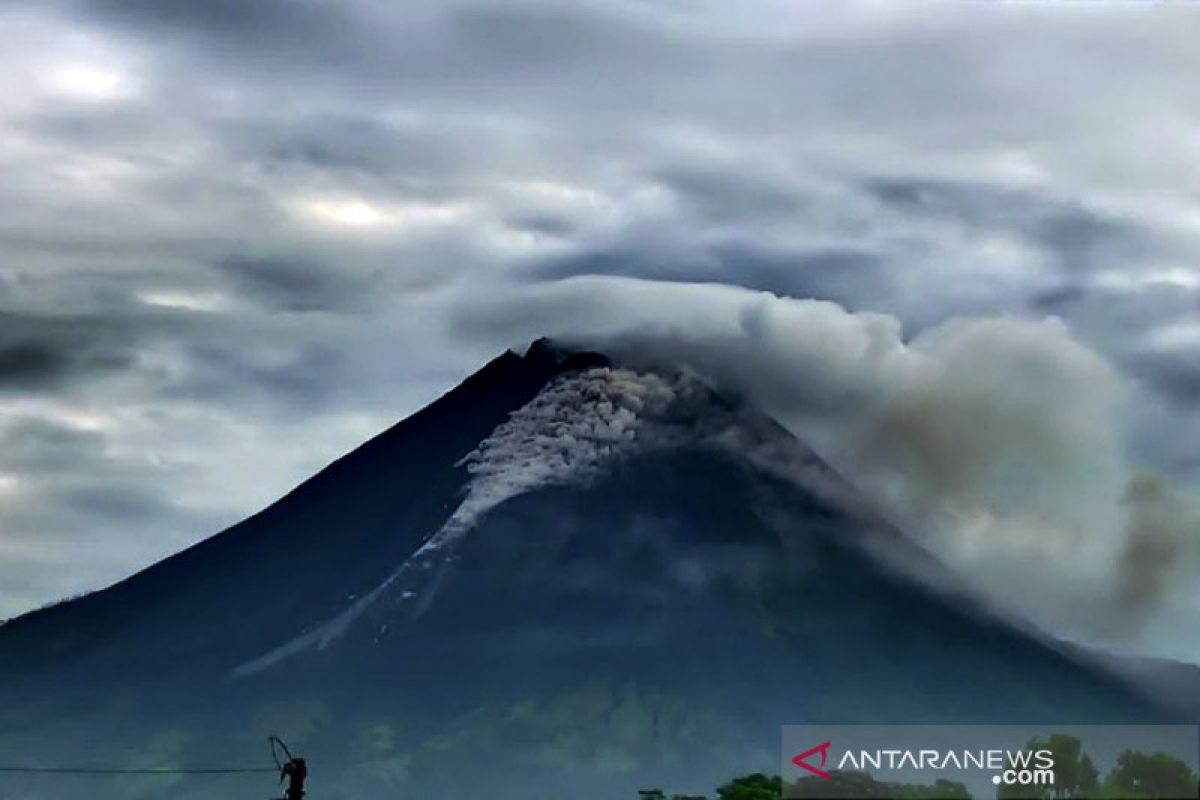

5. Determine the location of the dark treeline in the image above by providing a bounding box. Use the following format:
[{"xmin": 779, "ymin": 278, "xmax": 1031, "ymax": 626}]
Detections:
[{"xmin": 640, "ymin": 736, "xmax": 1199, "ymax": 800}]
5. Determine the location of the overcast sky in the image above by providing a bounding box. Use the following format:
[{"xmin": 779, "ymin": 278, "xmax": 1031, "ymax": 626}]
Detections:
[{"xmin": 1, "ymin": 0, "xmax": 1199, "ymax": 635}]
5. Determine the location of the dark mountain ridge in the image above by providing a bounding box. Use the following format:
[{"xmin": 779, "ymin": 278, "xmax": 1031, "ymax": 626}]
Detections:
[
  {"xmin": 0, "ymin": 340, "xmax": 606, "ymax": 676},
  {"xmin": 0, "ymin": 339, "xmax": 1187, "ymax": 799}
]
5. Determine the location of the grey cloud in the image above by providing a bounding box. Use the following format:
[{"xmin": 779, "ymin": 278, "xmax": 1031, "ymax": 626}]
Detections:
[
  {"xmin": 534, "ymin": 243, "xmax": 890, "ymax": 310},
  {"xmin": 75, "ymin": 0, "xmax": 702, "ymax": 104},
  {"xmin": 223, "ymin": 114, "xmax": 487, "ymax": 195},
  {"xmin": 0, "ymin": 417, "xmax": 106, "ymax": 472},
  {"xmin": 707, "ymin": 243, "xmax": 891, "ymax": 309},
  {"xmin": 18, "ymin": 105, "xmax": 172, "ymax": 153},
  {"xmin": 652, "ymin": 167, "xmax": 807, "ymax": 224},
  {"xmin": 0, "ymin": 311, "xmax": 136, "ymax": 391},
  {"xmin": 0, "ymin": 343, "xmax": 72, "ymax": 390},
  {"xmin": 505, "ymin": 213, "xmax": 578, "ymax": 240},
  {"xmin": 214, "ymin": 255, "xmax": 380, "ymax": 313},
  {"xmin": 1129, "ymin": 349, "xmax": 1200, "ymax": 409},
  {"xmin": 58, "ymin": 481, "xmax": 175, "ymax": 523},
  {"xmin": 256, "ymin": 118, "xmax": 443, "ymax": 179},
  {"xmin": 1063, "ymin": 285, "xmax": 1199, "ymax": 340},
  {"xmin": 1029, "ymin": 284, "xmax": 1087, "ymax": 313},
  {"xmin": 0, "ymin": 413, "xmax": 219, "ymax": 613},
  {"xmin": 449, "ymin": 4, "xmax": 698, "ymax": 76},
  {"xmin": 1029, "ymin": 281, "xmax": 1200, "ymax": 414},
  {"xmin": 75, "ymin": 0, "xmax": 362, "ymax": 55},
  {"xmin": 164, "ymin": 340, "xmax": 349, "ymax": 412},
  {"xmin": 863, "ymin": 176, "xmax": 1154, "ymax": 273}
]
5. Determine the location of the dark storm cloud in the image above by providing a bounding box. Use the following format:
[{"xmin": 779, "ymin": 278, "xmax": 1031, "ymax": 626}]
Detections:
[
  {"xmin": 0, "ymin": 296, "xmax": 355, "ymax": 414},
  {"xmin": 505, "ymin": 213, "xmax": 577, "ymax": 240},
  {"xmin": 862, "ymin": 176, "xmax": 1154, "ymax": 273},
  {"xmin": 0, "ymin": 410, "xmax": 225, "ymax": 613},
  {"xmin": 1030, "ymin": 284, "xmax": 1087, "ymax": 313},
  {"xmin": 71, "ymin": 0, "xmax": 701, "ymax": 105},
  {"xmin": 0, "ymin": 490, "xmax": 227, "ymax": 609},
  {"xmin": 0, "ymin": 311, "xmax": 135, "ymax": 391},
  {"xmin": 652, "ymin": 167, "xmax": 807, "ymax": 224},
  {"xmin": 254, "ymin": 117, "xmax": 447, "ymax": 179},
  {"xmin": 223, "ymin": 114, "xmax": 485, "ymax": 192},
  {"xmin": 1034, "ymin": 281, "xmax": 1200, "ymax": 406},
  {"xmin": 0, "ymin": 343, "xmax": 71, "ymax": 389},
  {"xmin": 74, "ymin": 0, "xmax": 361, "ymax": 53},
  {"xmin": 214, "ymin": 256, "xmax": 379, "ymax": 313},
  {"xmin": 707, "ymin": 243, "xmax": 892, "ymax": 309},
  {"xmin": 58, "ymin": 481, "xmax": 175, "ymax": 522},
  {"xmin": 1130, "ymin": 350, "xmax": 1200, "ymax": 409},
  {"xmin": 164, "ymin": 340, "xmax": 348, "ymax": 412}
]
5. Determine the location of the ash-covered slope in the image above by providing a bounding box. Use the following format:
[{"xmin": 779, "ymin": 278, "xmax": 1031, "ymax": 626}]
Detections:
[{"xmin": 0, "ymin": 340, "xmax": 1179, "ymax": 800}]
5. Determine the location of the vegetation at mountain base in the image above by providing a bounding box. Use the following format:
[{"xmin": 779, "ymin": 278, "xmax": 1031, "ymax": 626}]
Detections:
[
  {"xmin": 1098, "ymin": 749, "xmax": 1200, "ymax": 799},
  {"xmin": 639, "ymin": 770, "xmax": 969, "ymax": 799},
  {"xmin": 641, "ymin": 739, "xmax": 1199, "ymax": 800},
  {"xmin": 996, "ymin": 734, "xmax": 1099, "ymax": 799},
  {"xmin": 996, "ymin": 734, "xmax": 1197, "ymax": 800}
]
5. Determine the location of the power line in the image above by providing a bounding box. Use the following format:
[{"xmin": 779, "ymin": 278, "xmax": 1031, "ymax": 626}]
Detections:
[
  {"xmin": 0, "ymin": 766, "xmax": 277, "ymax": 775},
  {"xmin": 0, "ymin": 735, "xmax": 306, "ymax": 798}
]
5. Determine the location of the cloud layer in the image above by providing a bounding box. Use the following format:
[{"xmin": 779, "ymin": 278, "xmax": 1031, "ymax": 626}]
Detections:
[{"xmin": 0, "ymin": 0, "xmax": 1198, "ymax": 663}]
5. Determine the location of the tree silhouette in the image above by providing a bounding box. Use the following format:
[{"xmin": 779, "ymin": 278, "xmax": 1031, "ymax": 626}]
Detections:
[
  {"xmin": 716, "ymin": 773, "xmax": 783, "ymax": 800},
  {"xmin": 646, "ymin": 749, "xmax": 1199, "ymax": 800},
  {"xmin": 1100, "ymin": 749, "xmax": 1199, "ymax": 799},
  {"xmin": 995, "ymin": 733, "xmax": 1098, "ymax": 799},
  {"xmin": 638, "ymin": 788, "xmax": 708, "ymax": 800},
  {"xmin": 789, "ymin": 770, "xmax": 970, "ymax": 798}
]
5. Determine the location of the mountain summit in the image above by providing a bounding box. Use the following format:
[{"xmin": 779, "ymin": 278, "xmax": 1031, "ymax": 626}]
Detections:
[{"xmin": 0, "ymin": 340, "xmax": 1177, "ymax": 799}]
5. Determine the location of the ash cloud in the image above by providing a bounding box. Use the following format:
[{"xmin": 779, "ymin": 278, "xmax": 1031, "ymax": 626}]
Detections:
[
  {"xmin": 1116, "ymin": 476, "xmax": 1198, "ymax": 634},
  {"xmin": 455, "ymin": 276, "xmax": 1200, "ymax": 658}
]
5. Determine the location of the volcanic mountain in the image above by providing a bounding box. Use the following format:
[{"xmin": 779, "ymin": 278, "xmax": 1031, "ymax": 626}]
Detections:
[{"xmin": 0, "ymin": 340, "xmax": 1182, "ymax": 799}]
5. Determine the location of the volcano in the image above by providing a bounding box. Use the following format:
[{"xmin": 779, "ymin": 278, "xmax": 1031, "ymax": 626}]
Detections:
[{"xmin": 0, "ymin": 340, "xmax": 1182, "ymax": 799}]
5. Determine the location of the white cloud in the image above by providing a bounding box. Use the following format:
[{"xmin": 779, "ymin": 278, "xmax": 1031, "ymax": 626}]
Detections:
[
  {"xmin": 292, "ymin": 195, "xmax": 474, "ymax": 230},
  {"xmin": 45, "ymin": 63, "xmax": 134, "ymax": 103},
  {"xmin": 136, "ymin": 289, "xmax": 233, "ymax": 313},
  {"xmin": 1146, "ymin": 321, "xmax": 1200, "ymax": 352}
]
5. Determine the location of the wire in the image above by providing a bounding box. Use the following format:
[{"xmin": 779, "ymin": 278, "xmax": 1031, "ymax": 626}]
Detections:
[
  {"xmin": 0, "ymin": 736, "xmax": 293, "ymax": 779},
  {"xmin": 0, "ymin": 766, "xmax": 277, "ymax": 774},
  {"xmin": 268, "ymin": 735, "xmax": 294, "ymax": 771}
]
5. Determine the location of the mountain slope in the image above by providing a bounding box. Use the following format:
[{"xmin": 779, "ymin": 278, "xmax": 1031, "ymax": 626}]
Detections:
[{"xmin": 0, "ymin": 340, "xmax": 1181, "ymax": 800}]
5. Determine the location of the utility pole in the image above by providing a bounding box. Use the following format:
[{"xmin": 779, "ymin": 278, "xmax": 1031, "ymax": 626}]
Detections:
[
  {"xmin": 269, "ymin": 736, "xmax": 307, "ymax": 800},
  {"xmin": 280, "ymin": 757, "xmax": 307, "ymax": 800}
]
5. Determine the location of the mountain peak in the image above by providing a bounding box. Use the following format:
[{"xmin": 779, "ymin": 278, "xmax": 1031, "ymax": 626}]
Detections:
[
  {"xmin": 0, "ymin": 340, "xmax": 1179, "ymax": 800},
  {"xmin": 519, "ymin": 335, "xmax": 611, "ymax": 372}
]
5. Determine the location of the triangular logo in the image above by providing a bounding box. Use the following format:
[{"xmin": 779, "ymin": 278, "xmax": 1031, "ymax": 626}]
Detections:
[{"xmin": 792, "ymin": 740, "xmax": 832, "ymax": 780}]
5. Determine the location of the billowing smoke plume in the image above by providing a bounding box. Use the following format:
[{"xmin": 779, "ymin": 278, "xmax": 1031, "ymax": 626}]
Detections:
[
  {"xmin": 455, "ymin": 276, "xmax": 1200, "ymax": 660},
  {"xmin": 1117, "ymin": 476, "xmax": 1198, "ymax": 635}
]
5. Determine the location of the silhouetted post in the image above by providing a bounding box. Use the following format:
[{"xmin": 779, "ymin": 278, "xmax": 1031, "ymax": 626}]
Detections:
[{"xmin": 281, "ymin": 757, "xmax": 307, "ymax": 799}]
